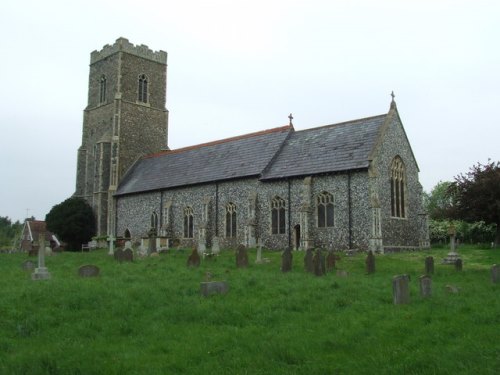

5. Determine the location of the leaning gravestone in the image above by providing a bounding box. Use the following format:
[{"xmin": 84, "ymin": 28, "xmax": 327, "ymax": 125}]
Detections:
[
  {"xmin": 236, "ymin": 245, "xmax": 249, "ymax": 268},
  {"xmin": 21, "ymin": 260, "xmax": 36, "ymax": 271},
  {"xmin": 187, "ymin": 247, "xmax": 201, "ymax": 268},
  {"xmin": 304, "ymin": 248, "xmax": 314, "ymax": 273},
  {"xmin": 492, "ymin": 264, "xmax": 499, "ymax": 284},
  {"xmin": 393, "ymin": 274, "xmax": 410, "ymax": 305},
  {"xmin": 365, "ymin": 251, "xmax": 375, "ymax": 274},
  {"xmin": 419, "ymin": 275, "xmax": 432, "ymax": 298},
  {"xmin": 78, "ymin": 264, "xmax": 100, "ymax": 277},
  {"xmin": 425, "ymin": 256, "xmax": 434, "ymax": 275},
  {"xmin": 313, "ymin": 249, "xmax": 326, "ymax": 276},
  {"xmin": 281, "ymin": 247, "xmax": 293, "ymax": 273},
  {"xmin": 200, "ymin": 281, "xmax": 229, "ymax": 297}
]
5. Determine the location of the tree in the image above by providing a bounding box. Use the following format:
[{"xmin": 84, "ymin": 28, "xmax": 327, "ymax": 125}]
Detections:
[
  {"xmin": 423, "ymin": 181, "xmax": 456, "ymax": 220},
  {"xmin": 45, "ymin": 197, "xmax": 96, "ymax": 251},
  {"xmin": 452, "ymin": 160, "xmax": 500, "ymax": 245}
]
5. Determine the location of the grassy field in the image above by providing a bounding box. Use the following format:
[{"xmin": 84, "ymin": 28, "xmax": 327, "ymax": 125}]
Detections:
[{"xmin": 0, "ymin": 246, "xmax": 499, "ymax": 374}]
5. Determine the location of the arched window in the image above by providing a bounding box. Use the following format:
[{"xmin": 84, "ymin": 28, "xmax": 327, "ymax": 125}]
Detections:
[
  {"xmin": 225, "ymin": 203, "xmax": 237, "ymax": 238},
  {"xmin": 124, "ymin": 229, "xmax": 131, "ymax": 239},
  {"xmin": 317, "ymin": 192, "xmax": 334, "ymax": 227},
  {"xmin": 390, "ymin": 156, "xmax": 406, "ymax": 218},
  {"xmin": 138, "ymin": 74, "xmax": 148, "ymax": 103},
  {"xmin": 99, "ymin": 75, "xmax": 107, "ymax": 104},
  {"xmin": 150, "ymin": 212, "xmax": 158, "ymax": 230},
  {"xmin": 271, "ymin": 196, "xmax": 286, "ymax": 234},
  {"xmin": 184, "ymin": 207, "xmax": 194, "ymax": 238}
]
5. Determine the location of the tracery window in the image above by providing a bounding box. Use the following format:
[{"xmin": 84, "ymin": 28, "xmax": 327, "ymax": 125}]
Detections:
[
  {"xmin": 184, "ymin": 206, "xmax": 194, "ymax": 238},
  {"xmin": 317, "ymin": 191, "xmax": 334, "ymax": 228},
  {"xmin": 225, "ymin": 202, "xmax": 237, "ymax": 238},
  {"xmin": 390, "ymin": 156, "xmax": 406, "ymax": 218},
  {"xmin": 138, "ymin": 74, "xmax": 148, "ymax": 103},
  {"xmin": 271, "ymin": 196, "xmax": 286, "ymax": 234},
  {"xmin": 99, "ymin": 75, "xmax": 107, "ymax": 104}
]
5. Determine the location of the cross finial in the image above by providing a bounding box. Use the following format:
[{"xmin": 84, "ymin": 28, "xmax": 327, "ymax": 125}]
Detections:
[
  {"xmin": 391, "ymin": 91, "xmax": 395, "ymax": 101},
  {"xmin": 288, "ymin": 113, "xmax": 293, "ymax": 126}
]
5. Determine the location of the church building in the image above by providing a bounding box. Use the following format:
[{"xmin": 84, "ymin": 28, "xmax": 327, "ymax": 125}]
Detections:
[{"xmin": 75, "ymin": 38, "xmax": 429, "ymax": 253}]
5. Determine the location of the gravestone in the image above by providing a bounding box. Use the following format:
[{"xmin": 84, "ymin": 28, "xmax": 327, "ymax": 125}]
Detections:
[
  {"xmin": 365, "ymin": 251, "xmax": 375, "ymax": 274},
  {"xmin": 281, "ymin": 247, "xmax": 293, "ymax": 272},
  {"xmin": 492, "ymin": 264, "xmax": 499, "ymax": 284},
  {"xmin": 32, "ymin": 233, "xmax": 51, "ymax": 280},
  {"xmin": 419, "ymin": 275, "xmax": 432, "ymax": 298},
  {"xmin": 442, "ymin": 225, "xmax": 460, "ymax": 264},
  {"xmin": 326, "ymin": 251, "xmax": 336, "ymax": 272},
  {"xmin": 425, "ymin": 256, "xmax": 434, "ymax": 275},
  {"xmin": 392, "ymin": 274, "xmax": 410, "ymax": 305},
  {"xmin": 78, "ymin": 264, "xmax": 100, "ymax": 277},
  {"xmin": 148, "ymin": 229, "xmax": 157, "ymax": 255},
  {"xmin": 255, "ymin": 244, "xmax": 263, "ymax": 264},
  {"xmin": 313, "ymin": 249, "xmax": 326, "ymax": 276},
  {"xmin": 304, "ymin": 248, "xmax": 314, "ymax": 273},
  {"xmin": 200, "ymin": 281, "xmax": 229, "ymax": 297},
  {"xmin": 22, "ymin": 260, "xmax": 36, "ymax": 271},
  {"xmin": 107, "ymin": 235, "xmax": 115, "ymax": 256},
  {"xmin": 455, "ymin": 258, "xmax": 463, "ymax": 271},
  {"xmin": 445, "ymin": 284, "xmax": 460, "ymax": 294},
  {"xmin": 336, "ymin": 270, "xmax": 349, "ymax": 277},
  {"xmin": 114, "ymin": 248, "xmax": 134, "ymax": 263},
  {"xmin": 187, "ymin": 247, "xmax": 201, "ymax": 268},
  {"xmin": 236, "ymin": 245, "xmax": 249, "ymax": 268},
  {"xmin": 211, "ymin": 236, "xmax": 220, "ymax": 255}
]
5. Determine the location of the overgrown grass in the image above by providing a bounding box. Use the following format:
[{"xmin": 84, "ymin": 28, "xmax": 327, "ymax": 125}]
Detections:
[{"xmin": 1, "ymin": 246, "xmax": 499, "ymax": 374}]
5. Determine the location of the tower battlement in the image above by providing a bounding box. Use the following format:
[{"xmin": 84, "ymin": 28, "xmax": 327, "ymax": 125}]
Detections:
[{"xmin": 90, "ymin": 37, "xmax": 167, "ymax": 65}]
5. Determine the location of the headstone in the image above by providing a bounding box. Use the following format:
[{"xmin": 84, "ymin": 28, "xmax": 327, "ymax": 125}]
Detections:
[
  {"xmin": 304, "ymin": 248, "xmax": 314, "ymax": 273},
  {"xmin": 236, "ymin": 245, "xmax": 249, "ymax": 268},
  {"xmin": 114, "ymin": 248, "xmax": 133, "ymax": 262},
  {"xmin": 419, "ymin": 275, "xmax": 432, "ymax": 298},
  {"xmin": 326, "ymin": 251, "xmax": 337, "ymax": 271},
  {"xmin": 492, "ymin": 264, "xmax": 499, "ymax": 284},
  {"xmin": 281, "ymin": 247, "xmax": 293, "ymax": 272},
  {"xmin": 445, "ymin": 284, "xmax": 460, "ymax": 294},
  {"xmin": 425, "ymin": 256, "xmax": 434, "ymax": 275},
  {"xmin": 211, "ymin": 237, "xmax": 220, "ymax": 255},
  {"xmin": 107, "ymin": 235, "xmax": 115, "ymax": 256},
  {"xmin": 336, "ymin": 270, "xmax": 348, "ymax": 277},
  {"xmin": 148, "ymin": 229, "xmax": 157, "ymax": 255},
  {"xmin": 455, "ymin": 258, "xmax": 463, "ymax": 271},
  {"xmin": 365, "ymin": 250, "xmax": 375, "ymax": 274},
  {"xmin": 78, "ymin": 264, "xmax": 100, "ymax": 277},
  {"xmin": 255, "ymin": 241, "xmax": 262, "ymax": 264},
  {"xmin": 200, "ymin": 281, "xmax": 229, "ymax": 297},
  {"xmin": 32, "ymin": 233, "xmax": 51, "ymax": 280},
  {"xmin": 22, "ymin": 260, "xmax": 36, "ymax": 271},
  {"xmin": 313, "ymin": 249, "xmax": 325, "ymax": 276},
  {"xmin": 392, "ymin": 274, "xmax": 410, "ymax": 305},
  {"xmin": 187, "ymin": 247, "xmax": 201, "ymax": 267},
  {"xmin": 442, "ymin": 225, "xmax": 460, "ymax": 264}
]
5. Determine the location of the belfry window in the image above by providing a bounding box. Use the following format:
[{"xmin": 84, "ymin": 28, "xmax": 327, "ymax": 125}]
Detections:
[
  {"xmin": 317, "ymin": 192, "xmax": 334, "ymax": 228},
  {"xmin": 184, "ymin": 207, "xmax": 194, "ymax": 238},
  {"xmin": 390, "ymin": 156, "xmax": 406, "ymax": 218},
  {"xmin": 138, "ymin": 74, "xmax": 148, "ymax": 103},
  {"xmin": 271, "ymin": 196, "xmax": 286, "ymax": 235},
  {"xmin": 99, "ymin": 75, "xmax": 106, "ymax": 104},
  {"xmin": 225, "ymin": 203, "xmax": 237, "ymax": 238}
]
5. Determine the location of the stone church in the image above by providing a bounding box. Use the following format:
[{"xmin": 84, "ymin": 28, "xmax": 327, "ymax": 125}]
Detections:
[{"xmin": 75, "ymin": 38, "xmax": 429, "ymax": 253}]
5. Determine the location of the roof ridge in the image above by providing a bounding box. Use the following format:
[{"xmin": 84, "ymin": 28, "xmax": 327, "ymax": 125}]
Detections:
[
  {"xmin": 145, "ymin": 125, "xmax": 293, "ymax": 159},
  {"xmin": 295, "ymin": 113, "xmax": 387, "ymax": 133}
]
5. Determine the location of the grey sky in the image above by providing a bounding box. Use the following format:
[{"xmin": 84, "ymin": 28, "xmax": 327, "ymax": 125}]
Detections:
[{"xmin": 1, "ymin": 0, "xmax": 499, "ymax": 223}]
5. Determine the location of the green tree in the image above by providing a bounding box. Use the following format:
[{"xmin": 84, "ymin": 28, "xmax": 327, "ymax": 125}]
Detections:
[
  {"xmin": 452, "ymin": 160, "xmax": 500, "ymax": 245},
  {"xmin": 423, "ymin": 181, "xmax": 456, "ymax": 220},
  {"xmin": 0, "ymin": 216, "xmax": 22, "ymax": 248},
  {"xmin": 45, "ymin": 197, "xmax": 96, "ymax": 251}
]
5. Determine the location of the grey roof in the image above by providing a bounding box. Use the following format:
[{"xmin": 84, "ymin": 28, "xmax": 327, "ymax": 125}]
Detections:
[
  {"xmin": 116, "ymin": 114, "xmax": 387, "ymax": 196},
  {"xmin": 116, "ymin": 126, "xmax": 292, "ymax": 196},
  {"xmin": 260, "ymin": 115, "xmax": 386, "ymax": 180}
]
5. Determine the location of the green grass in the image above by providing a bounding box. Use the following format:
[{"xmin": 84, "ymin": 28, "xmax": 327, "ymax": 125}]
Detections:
[{"xmin": 1, "ymin": 246, "xmax": 499, "ymax": 374}]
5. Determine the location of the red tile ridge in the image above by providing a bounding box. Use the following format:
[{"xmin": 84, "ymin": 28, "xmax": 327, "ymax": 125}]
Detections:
[{"xmin": 145, "ymin": 125, "xmax": 293, "ymax": 159}]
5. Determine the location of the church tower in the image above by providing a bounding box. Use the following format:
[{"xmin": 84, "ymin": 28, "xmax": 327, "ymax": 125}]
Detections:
[{"xmin": 75, "ymin": 38, "xmax": 168, "ymax": 236}]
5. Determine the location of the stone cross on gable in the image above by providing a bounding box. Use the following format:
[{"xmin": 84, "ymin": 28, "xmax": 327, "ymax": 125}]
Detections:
[{"xmin": 288, "ymin": 113, "xmax": 293, "ymax": 126}]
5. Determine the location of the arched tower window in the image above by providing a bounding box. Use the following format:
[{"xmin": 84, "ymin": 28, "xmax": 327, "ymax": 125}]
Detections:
[
  {"xmin": 390, "ymin": 156, "xmax": 406, "ymax": 218},
  {"xmin": 99, "ymin": 75, "xmax": 107, "ymax": 104},
  {"xmin": 225, "ymin": 202, "xmax": 237, "ymax": 238},
  {"xmin": 271, "ymin": 196, "xmax": 286, "ymax": 235},
  {"xmin": 317, "ymin": 191, "xmax": 334, "ymax": 227},
  {"xmin": 138, "ymin": 74, "xmax": 148, "ymax": 103},
  {"xmin": 184, "ymin": 206, "xmax": 194, "ymax": 238},
  {"xmin": 150, "ymin": 212, "xmax": 158, "ymax": 230}
]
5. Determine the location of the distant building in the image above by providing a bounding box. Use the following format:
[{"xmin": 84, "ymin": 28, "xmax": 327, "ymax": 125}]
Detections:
[
  {"xmin": 19, "ymin": 220, "xmax": 60, "ymax": 252},
  {"xmin": 75, "ymin": 38, "xmax": 429, "ymax": 252}
]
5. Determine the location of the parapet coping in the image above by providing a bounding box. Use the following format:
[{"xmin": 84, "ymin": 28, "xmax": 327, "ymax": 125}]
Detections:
[{"xmin": 90, "ymin": 37, "xmax": 167, "ymax": 65}]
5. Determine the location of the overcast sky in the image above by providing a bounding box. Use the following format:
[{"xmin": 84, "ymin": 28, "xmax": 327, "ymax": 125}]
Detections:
[{"xmin": 1, "ymin": 0, "xmax": 499, "ymax": 223}]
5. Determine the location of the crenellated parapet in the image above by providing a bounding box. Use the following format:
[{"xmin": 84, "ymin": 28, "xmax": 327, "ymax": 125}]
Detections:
[{"xmin": 90, "ymin": 37, "xmax": 167, "ymax": 65}]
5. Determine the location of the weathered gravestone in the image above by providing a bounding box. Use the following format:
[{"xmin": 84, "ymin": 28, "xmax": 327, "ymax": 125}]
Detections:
[
  {"xmin": 445, "ymin": 284, "xmax": 460, "ymax": 294},
  {"xmin": 313, "ymin": 249, "xmax": 326, "ymax": 276},
  {"xmin": 78, "ymin": 264, "xmax": 100, "ymax": 277},
  {"xmin": 148, "ymin": 229, "xmax": 157, "ymax": 255},
  {"xmin": 419, "ymin": 275, "xmax": 432, "ymax": 298},
  {"xmin": 21, "ymin": 260, "xmax": 36, "ymax": 271},
  {"xmin": 366, "ymin": 251, "xmax": 375, "ymax": 274},
  {"xmin": 187, "ymin": 247, "xmax": 201, "ymax": 268},
  {"xmin": 236, "ymin": 245, "xmax": 249, "ymax": 268},
  {"xmin": 392, "ymin": 274, "xmax": 410, "ymax": 305},
  {"xmin": 281, "ymin": 247, "xmax": 293, "ymax": 272},
  {"xmin": 425, "ymin": 256, "xmax": 434, "ymax": 275},
  {"xmin": 304, "ymin": 248, "xmax": 314, "ymax": 273},
  {"xmin": 492, "ymin": 264, "xmax": 499, "ymax": 284},
  {"xmin": 114, "ymin": 248, "xmax": 133, "ymax": 263},
  {"xmin": 455, "ymin": 258, "xmax": 463, "ymax": 271},
  {"xmin": 200, "ymin": 281, "xmax": 229, "ymax": 297}
]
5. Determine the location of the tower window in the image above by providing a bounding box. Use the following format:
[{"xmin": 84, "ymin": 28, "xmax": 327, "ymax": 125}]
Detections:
[
  {"xmin": 184, "ymin": 206, "xmax": 194, "ymax": 238},
  {"xmin": 271, "ymin": 196, "xmax": 286, "ymax": 234},
  {"xmin": 138, "ymin": 74, "xmax": 148, "ymax": 103},
  {"xmin": 317, "ymin": 192, "xmax": 334, "ymax": 228},
  {"xmin": 390, "ymin": 156, "xmax": 406, "ymax": 218},
  {"xmin": 225, "ymin": 202, "xmax": 237, "ymax": 238},
  {"xmin": 99, "ymin": 75, "xmax": 107, "ymax": 104}
]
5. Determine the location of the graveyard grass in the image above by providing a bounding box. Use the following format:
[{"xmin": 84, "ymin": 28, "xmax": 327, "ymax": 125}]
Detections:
[{"xmin": 1, "ymin": 247, "xmax": 499, "ymax": 375}]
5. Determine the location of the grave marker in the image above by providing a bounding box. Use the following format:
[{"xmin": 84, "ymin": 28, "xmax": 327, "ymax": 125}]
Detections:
[
  {"xmin": 492, "ymin": 264, "xmax": 499, "ymax": 283},
  {"xmin": 200, "ymin": 281, "xmax": 229, "ymax": 297},
  {"xmin": 425, "ymin": 256, "xmax": 434, "ymax": 275},
  {"xmin": 32, "ymin": 233, "xmax": 51, "ymax": 280},
  {"xmin": 455, "ymin": 258, "xmax": 463, "ymax": 271},
  {"xmin": 392, "ymin": 274, "xmax": 410, "ymax": 304},
  {"xmin": 78, "ymin": 265, "xmax": 100, "ymax": 277},
  {"xmin": 187, "ymin": 247, "xmax": 201, "ymax": 268},
  {"xmin": 236, "ymin": 245, "xmax": 249, "ymax": 268},
  {"xmin": 366, "ymin": 251, "xmax": 375, "ymax": 274},
  {"xmin": 419, "ymin": 275, "xmax": 432, "ymax": 298},
  {"xmin": 304, "ymin": 248, "xmax": 314, "ymax": 273},
  {"xmin": 281, "ymin": 247, "xmax": 293, "ymax": 272},
  {"xmin": 313, "ymin": 249, "xmax": 326, "ymax": 276}
]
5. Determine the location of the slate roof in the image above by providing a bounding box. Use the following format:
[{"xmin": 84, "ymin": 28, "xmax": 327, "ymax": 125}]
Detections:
[{"xmin": 116, "ymin": 114, "xmax": 387, "ymax": 196}]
